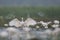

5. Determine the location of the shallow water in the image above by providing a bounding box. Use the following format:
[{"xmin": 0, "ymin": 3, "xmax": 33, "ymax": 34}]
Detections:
[{"xmin": 0, "ymin": 27, "xmax": 60, "ymax": 40}]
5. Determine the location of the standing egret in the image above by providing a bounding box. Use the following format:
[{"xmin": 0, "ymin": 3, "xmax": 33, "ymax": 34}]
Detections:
[
  {"xmin": 39, "ymin": 21, "xmax": 52, "ymax": 29},
  {"xmin": 9, "ymin": 18, "xmax": 21, "ymax": 27},
  {"xmin": 24, "ymin": 18, "xmax": 37, "ymax": 27},
  {"xmin": 52, "ymin": 24, "xmax": 59, "ymax": 28},
  {"xmin": 54, "ymin": 20, "xmax": 59, "ymax": 24},
  {"xmin": 22, "ymin": 18, "xmax": 36, "ymax": 40},
  {"xmin": 52, "ymin": 20, "xmax": 59, "ymax": 28}
]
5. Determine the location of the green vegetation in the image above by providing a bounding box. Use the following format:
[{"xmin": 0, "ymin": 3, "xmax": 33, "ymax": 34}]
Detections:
[
  {"xmin": 0, "ymin": 6, "xmax": 60, "ymax": 26},
  {"xmin": 0, "ymin": 6, "xmax": 60, "ymax": 18}
]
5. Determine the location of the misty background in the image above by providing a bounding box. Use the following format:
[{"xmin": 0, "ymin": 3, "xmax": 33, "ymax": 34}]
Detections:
[
  {"xmin": 0, "ymin": 0, "xmax": 60, "ymax": 26},
  {"xmin": 0, "ymin": 0, "xmax": 60, "ymax": 6}
]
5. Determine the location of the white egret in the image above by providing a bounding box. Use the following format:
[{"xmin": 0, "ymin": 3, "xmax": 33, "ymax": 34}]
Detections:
[
  {"xmin": 9, "ymin": 18, "xmax": 21, "ymax": 27},
  {"xmin": 52, "ymin": 20, "xmax": 59, "ymax": 28},
  {"xmin": 52, "ymin": 24, "xmax": 59, "ymax": 28},
  {"xmin": 39, "ymin": 21, "xmax": 52, "ymax": 28},
  {"xmin": 36, "ymin": 26, "xmax": 40, "ymax": 29},
  {"xmin": 54, "ymin": 20, "xmax": 59, "ymax": 24},
  {"xmin": 4, "ymin": 24, "xmax": 8, "ymax": 26},
  {"xmin": 24, "ymin": 18, "xmax": 37, "ymax": 27}
]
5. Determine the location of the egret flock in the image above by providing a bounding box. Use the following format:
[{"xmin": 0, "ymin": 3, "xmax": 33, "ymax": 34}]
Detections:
[
  {"xmin": 0, "ymin": 17, "xmax": 60, "ymax": 40},
  {"xmin": 6, "ymin": 17, "xmax": 60, "ymax": 29}
]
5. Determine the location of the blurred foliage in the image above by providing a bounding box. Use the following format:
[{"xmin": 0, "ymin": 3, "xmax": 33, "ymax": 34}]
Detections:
[
  {"xmin": 0, "ymin": 6, "xmax": 60, "ymax": 26},
  {"xmin": 0, "ymin": 6, "xmax": 60, "ymax": 18}
]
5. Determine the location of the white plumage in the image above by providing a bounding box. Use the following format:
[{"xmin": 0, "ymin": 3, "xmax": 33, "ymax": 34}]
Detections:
[
  {"xmin": 54, "ymin": 20, "xmax": 59, "ymax": 24},
  {"xmin": 40, "ymin": 21, "xmax": 51, "ymax": 28},
  {"xmin": 24, "ymin": 18, "xmax": 37, "ymax": 27},
  {"xmin": 9, "ymin": 18, "xmax": 21, "ymax": 27}
]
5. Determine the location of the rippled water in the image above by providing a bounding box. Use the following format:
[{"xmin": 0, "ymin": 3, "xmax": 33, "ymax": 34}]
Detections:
[{"xmin": 0, "ymin": 27, "xmax": 60, "ymax": 40}]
